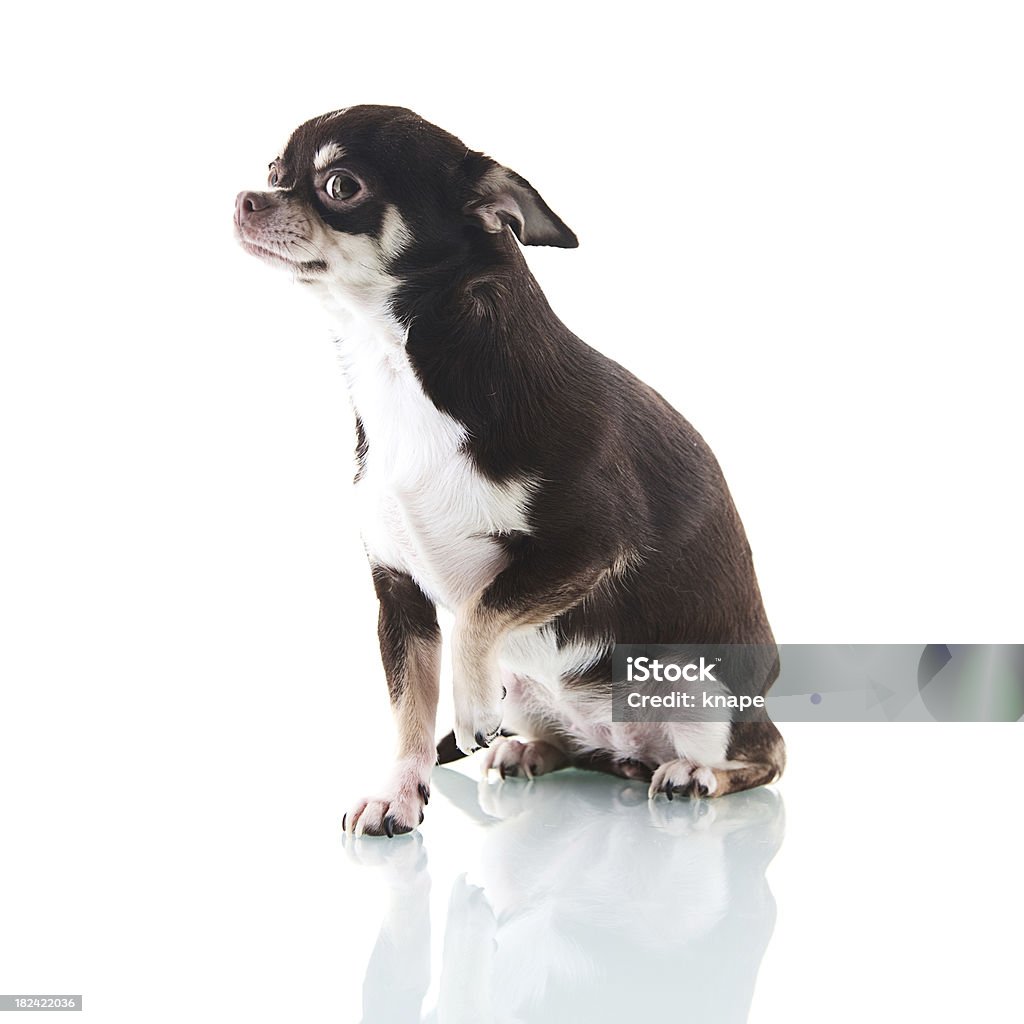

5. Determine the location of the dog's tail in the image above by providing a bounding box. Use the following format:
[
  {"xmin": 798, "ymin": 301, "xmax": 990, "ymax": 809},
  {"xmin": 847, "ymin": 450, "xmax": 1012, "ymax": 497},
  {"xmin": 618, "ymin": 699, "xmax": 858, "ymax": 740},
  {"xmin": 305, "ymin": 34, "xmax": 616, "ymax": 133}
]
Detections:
[
  {"xmin": 434, "ymin": 728, "xmax": 515, "ymax": 765},
  {"xmin": 435, "ymin": 730, "xmax": 465, "ymax": 765}
]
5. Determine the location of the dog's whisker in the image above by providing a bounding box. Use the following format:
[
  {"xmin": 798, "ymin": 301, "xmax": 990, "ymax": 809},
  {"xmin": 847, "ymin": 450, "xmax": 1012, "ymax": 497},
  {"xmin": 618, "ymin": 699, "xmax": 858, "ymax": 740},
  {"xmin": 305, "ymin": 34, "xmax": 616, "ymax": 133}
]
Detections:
[{"xmin": 286, "ymin": 236, "xmax": 329, "ymax": 264}]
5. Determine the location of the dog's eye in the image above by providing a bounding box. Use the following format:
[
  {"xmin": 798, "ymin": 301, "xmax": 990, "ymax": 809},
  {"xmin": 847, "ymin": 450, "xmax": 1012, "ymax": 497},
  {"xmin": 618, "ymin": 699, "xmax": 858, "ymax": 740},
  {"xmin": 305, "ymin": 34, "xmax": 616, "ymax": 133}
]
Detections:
[
  {"xmin": 268, "ymin": 170, "xmax": 279, "ymax": 187},
  {"xmin": 325, "ymin": 173, "xmax": 360, "ymax": 202}
]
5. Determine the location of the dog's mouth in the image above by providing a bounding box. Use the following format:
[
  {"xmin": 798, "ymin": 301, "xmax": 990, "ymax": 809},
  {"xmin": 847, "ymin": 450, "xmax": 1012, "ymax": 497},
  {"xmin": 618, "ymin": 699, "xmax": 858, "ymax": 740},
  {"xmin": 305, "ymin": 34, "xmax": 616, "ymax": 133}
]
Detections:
[{"xmin": 236, "ymin": 231, "xmax": 328, "ymax": 275}]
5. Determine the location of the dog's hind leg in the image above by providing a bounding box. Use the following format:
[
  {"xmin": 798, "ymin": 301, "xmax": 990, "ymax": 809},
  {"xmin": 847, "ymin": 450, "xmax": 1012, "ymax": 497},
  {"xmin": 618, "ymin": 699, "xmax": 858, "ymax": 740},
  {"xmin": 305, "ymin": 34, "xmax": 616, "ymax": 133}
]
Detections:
[
  {"xmin": 450, "ymin": 542, "xmax": 614, "ymax": 755},
  {"xmin": 344, "ymin": 566, "xmax": 441, "ymax": 837},
  {"xmin": 480, "ymin": 736, "xmax": 571, "ymax": 780},
  {"xmin": 649, "ymin": 721, "xmax": 785, "ymax": 800}
]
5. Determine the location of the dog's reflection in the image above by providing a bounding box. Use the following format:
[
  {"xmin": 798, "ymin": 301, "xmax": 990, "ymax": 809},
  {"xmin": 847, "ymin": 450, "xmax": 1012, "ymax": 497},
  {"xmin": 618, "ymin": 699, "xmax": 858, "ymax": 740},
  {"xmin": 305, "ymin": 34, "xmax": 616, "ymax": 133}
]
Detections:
[{"xmin": 347, "ymin": 769, "xmax": 784, "ymax": 1023}]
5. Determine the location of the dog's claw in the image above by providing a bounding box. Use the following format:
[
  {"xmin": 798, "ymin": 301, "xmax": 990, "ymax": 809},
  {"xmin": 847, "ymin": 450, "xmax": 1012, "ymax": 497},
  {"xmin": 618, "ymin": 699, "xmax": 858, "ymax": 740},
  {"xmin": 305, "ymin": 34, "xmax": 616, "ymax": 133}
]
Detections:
[
  {"xmin": 502, "ymin": 685, "xmax": 507, "ymax": 699},
  {"xmin": 417, "ymin": 782, "xmax": 430, "ymax": 805},
  {"xmin": 379, "ymin": 814, "xmax": 413, "ymax": 838},
  {"xmin": 341, "ymin": 813, "xmax": 348, "ymax": 831},
  {"xmin": 474, "ymin": 730, "xmax": 490, "ymax": 749}
]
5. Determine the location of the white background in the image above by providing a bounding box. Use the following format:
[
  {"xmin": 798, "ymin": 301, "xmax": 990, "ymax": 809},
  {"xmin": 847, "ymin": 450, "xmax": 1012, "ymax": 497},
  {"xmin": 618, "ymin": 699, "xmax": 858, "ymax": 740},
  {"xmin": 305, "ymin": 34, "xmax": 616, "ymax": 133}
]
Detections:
[{"xmin": 1, "ymin": 2, "xmax": 1021, "ymax": 1022}]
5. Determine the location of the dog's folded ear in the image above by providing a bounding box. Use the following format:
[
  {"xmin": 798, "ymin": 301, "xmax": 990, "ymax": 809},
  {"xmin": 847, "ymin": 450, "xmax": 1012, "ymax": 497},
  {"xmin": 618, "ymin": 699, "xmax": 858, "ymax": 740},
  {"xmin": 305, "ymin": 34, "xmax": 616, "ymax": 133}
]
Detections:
[{"xmin": 462, "ymin": 153, "xmax": 578, "ymax": 248}]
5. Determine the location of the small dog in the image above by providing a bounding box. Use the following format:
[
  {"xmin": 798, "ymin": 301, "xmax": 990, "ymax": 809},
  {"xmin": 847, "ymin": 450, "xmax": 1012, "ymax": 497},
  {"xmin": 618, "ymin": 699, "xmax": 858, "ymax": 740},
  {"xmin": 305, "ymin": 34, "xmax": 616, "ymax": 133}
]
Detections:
[{"xmin": 235, "ymin": 105, "xmax": 785, "ymax": 836}]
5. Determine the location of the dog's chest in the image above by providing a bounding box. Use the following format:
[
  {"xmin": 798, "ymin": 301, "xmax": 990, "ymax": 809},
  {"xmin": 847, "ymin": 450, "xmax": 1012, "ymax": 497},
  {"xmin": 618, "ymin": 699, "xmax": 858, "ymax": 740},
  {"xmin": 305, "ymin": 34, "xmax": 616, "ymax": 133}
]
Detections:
[{"xmin": 337, "ymin": 322, "xmax": 531, "ymax": 611}]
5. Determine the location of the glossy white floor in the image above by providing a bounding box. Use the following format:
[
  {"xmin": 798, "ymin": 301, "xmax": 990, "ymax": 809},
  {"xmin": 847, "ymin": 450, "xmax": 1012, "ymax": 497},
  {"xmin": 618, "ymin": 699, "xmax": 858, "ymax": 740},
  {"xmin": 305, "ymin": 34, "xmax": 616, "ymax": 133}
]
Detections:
[
  {"xmin": 4, "ymin": 721, "xmax": 1016, "ymax": 1023},
  {"xmin": 339, "ymin": 725, "xmax": 1022, "ymax": 1024}
]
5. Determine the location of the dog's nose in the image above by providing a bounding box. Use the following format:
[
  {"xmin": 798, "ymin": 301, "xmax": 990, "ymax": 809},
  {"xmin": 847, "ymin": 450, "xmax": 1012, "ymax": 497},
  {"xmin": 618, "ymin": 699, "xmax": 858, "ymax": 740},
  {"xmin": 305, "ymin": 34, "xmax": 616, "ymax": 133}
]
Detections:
[{"xmin": 235, "ymin": 190, "xmax": 273, "ymax": 225}]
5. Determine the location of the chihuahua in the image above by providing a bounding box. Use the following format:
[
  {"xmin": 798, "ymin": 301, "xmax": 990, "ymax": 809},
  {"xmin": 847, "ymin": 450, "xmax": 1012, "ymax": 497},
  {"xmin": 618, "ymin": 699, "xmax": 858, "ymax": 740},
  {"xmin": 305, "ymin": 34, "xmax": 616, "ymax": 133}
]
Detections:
[{"xmin": 235, "ymin": 105, "xmax": 785, "ymax": 837}]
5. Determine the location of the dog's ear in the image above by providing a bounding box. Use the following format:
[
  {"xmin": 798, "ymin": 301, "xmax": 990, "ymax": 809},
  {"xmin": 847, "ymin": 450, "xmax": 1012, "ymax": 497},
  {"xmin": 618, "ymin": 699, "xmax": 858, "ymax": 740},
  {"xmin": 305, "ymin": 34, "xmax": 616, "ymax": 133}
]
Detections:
[{"xmin": 462, "ymin": 153, "xmax": 578, "ymax": 248}]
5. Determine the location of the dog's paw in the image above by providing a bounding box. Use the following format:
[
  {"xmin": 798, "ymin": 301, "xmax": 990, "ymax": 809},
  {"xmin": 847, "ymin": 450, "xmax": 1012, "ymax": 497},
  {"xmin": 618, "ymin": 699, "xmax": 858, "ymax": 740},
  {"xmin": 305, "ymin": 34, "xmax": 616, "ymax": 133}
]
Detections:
[
  {"xmin": 453, "ymin": 703, "xmax": 503, "ymax": 755},
  {"xmin": 343, "ymin": 764, "xmax": 431, "ymax": 838},
  {"xmin": 648, "ymin": 758, "xmax": 719, "ymax": 800},
  {"xmin": 481, "ymin": 736, "xmax": 569, "ymax": 780}
]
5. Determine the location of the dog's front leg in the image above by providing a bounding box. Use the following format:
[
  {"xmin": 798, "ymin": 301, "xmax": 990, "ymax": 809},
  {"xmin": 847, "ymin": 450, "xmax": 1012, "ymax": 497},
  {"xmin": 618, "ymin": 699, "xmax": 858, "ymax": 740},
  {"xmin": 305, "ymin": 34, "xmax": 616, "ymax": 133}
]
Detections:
[{"xmin": 344, "ymin": 566, "xmax": 440, "ymax": 837}]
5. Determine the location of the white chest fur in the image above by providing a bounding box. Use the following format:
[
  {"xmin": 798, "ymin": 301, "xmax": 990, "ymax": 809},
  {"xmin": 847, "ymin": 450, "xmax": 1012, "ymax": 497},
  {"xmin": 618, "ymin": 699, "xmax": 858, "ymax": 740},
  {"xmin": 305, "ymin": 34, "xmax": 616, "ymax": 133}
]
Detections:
[{"xmin": 329, "ymin": 303, "xmax": 533, "ymax": 611}]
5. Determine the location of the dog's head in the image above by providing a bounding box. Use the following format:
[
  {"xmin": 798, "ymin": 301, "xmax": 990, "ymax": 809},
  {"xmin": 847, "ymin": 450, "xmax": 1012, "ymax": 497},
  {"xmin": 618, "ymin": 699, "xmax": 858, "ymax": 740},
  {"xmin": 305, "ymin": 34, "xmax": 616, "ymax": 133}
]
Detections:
[{"xmin": 234, "ymin": 105, "xmax": 577, "ymax": 303}]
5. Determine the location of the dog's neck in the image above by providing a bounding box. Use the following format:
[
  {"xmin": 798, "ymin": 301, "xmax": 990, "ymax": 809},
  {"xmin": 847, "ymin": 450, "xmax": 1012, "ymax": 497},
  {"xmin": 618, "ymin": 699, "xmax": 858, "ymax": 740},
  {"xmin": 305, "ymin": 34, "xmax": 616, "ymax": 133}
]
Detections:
[
  {"xmin": 302, "ymin": 230, "xmax": 579, "ymax": 470},
  {"xmin": 308, "ymin": 230, "xmax": 556, "ymax": 354}
]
